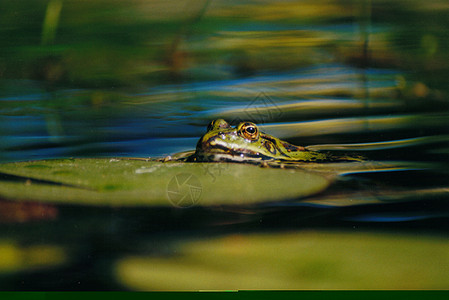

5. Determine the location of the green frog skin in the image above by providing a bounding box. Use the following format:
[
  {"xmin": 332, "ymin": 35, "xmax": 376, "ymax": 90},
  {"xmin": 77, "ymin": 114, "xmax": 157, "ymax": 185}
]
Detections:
[{"xmin": 190, "ymin": 119, "xmax": 338, "ymax": 163}]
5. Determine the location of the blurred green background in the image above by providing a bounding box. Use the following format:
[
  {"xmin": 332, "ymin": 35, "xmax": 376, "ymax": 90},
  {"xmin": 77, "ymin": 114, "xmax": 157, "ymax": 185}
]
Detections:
[
  {"xmin": 1, "ymin": 0, "xmax": 449, "ymax": 161},
  {"xmin": 1, "ymin": 0, "xmax": 449, "ymax": 160},
  {"xmin": 1, "ymin": 0, "xmax": 448, "ymax": 89}
]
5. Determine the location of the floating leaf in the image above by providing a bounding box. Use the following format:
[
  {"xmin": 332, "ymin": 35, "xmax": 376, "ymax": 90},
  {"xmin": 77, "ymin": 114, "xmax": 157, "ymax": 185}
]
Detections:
[
  {"xmin": 0, "ymin": 158, "xmax": 333, "ymax": 207},
  {"xmin": 114, "ymin": 231, "xmax": 449, "ymax": 290},
  {"xmin": 0, "ymin": 241, "xmax": 67, "ymax": 274}
]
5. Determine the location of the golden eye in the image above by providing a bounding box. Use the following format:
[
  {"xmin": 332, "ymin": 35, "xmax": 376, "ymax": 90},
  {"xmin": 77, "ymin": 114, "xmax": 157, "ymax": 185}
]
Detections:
[{"xmin": 239, "ymin": 122, "xmax": 259, "ymax": 140}]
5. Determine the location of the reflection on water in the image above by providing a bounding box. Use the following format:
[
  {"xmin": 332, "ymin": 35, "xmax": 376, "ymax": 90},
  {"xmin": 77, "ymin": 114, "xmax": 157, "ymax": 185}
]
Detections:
[
  {"xmin": 2, "ymin": 64, "xmax": 448, "ymax": 160},
  {"xmin": 0, "ymin": 0, "xmax": 449, "ymax": 290}
]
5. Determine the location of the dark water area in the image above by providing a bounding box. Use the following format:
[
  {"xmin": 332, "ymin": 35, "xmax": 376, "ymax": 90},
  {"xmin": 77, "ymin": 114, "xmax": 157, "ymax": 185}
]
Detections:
[{"xmin": 0, "ymin": 0, "xmax": 448, "ymax": 290}]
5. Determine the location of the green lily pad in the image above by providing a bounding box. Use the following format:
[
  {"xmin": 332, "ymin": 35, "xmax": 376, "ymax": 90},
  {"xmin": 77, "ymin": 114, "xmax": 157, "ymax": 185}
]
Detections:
[
  {"xmin": 0, "ymin": 158, "xmax": 333, "ymax": 207},
  {"xmin": 114, "ymin": 231, "xmax": 449, "ymax": 290},
  {"xmin": 0, "ymin": 241, "xmax": 67, "ymax": 274}
]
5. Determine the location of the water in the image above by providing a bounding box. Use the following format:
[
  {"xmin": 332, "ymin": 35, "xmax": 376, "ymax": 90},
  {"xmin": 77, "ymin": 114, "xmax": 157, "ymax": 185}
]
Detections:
[
  {"xmin": 3, "ymin": 65, "xmax": 447, "ymax": 159},
  {"xmin": 0, "ymin": 0, "xmax": 448, "ymax": 290}
]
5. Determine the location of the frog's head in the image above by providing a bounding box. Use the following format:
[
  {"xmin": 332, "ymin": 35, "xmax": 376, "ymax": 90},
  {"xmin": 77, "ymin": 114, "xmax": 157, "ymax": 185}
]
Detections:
[{"xmin": 194, "ymin": 119, "xmax": 308, "ymax": 162}]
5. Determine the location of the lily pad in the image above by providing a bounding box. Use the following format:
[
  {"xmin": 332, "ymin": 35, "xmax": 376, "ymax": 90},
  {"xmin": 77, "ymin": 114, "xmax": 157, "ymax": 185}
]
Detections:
[
  {"xmin": 0, "ymin": 158, "xmax": 332, "ymax": 207},
  {"xmin": 0, "ymin": 241, "xmax": 67, "ymax": 274},
  {"xmin": 114, "ymin": 231, "xmax": 449, "ymax": 290}
]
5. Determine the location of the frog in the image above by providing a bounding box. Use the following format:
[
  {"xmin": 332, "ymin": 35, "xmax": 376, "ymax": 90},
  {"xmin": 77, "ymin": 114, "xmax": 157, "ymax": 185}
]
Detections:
[{"xmin": 185, "ymin": 119, "xmax": 362, "ymax": 164}]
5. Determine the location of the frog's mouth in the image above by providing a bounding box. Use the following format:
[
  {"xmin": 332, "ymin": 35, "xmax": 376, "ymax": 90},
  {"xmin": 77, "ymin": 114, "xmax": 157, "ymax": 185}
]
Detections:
[
  {"xmin": 194, "ymin": 133, "xmax": 264, "ymax": 162},
  {"xmin": 194, "ymin": 151, "xmax": 265, "ymax": 163},
  {"xmin": 194, "ymin": 143, "xmax": 279, "ymax": 163}
]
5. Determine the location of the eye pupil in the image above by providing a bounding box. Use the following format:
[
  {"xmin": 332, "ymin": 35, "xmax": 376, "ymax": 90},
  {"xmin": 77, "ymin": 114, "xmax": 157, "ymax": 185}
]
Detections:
[{"xmin": 246, "ymin": 126, "xmax": 255, "ymax": 134}]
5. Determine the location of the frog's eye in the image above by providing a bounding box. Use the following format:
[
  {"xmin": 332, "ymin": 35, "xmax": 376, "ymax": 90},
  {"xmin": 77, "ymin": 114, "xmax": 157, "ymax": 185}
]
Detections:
[
  {"xmin": 239, "ymin": 122, "xmax": 259, "ymax": 140},
  {"xmin": 207, "ymin": 119, "xmax": 230, "ymax": 131}
]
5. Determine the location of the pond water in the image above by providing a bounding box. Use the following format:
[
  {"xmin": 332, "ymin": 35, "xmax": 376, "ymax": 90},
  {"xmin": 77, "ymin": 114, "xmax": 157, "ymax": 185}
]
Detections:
[{"xmin": 0, "ymin": 0, "xmax": 448, "ymax": 290}]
